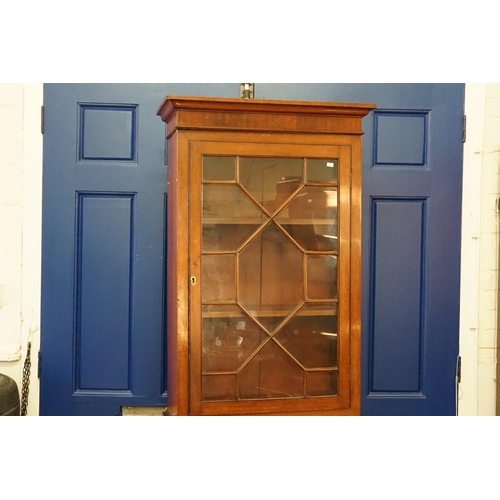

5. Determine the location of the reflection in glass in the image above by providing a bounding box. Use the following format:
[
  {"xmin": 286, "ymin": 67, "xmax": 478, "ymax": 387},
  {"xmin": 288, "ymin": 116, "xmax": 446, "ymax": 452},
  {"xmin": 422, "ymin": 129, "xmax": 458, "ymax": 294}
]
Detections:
[
  {"xmin": 203, "ymin": 156, "xmax": 236, "ymax": 181},
  {"xmin": 307, "ymin": 159, "xmax": 338, "ymax": 184},
  {"xmin": 276, "ymin": 186, "xmax": 338, "ymax": 251},
  {"xmin": 238, "ymin": 340, "xmax": 304, "ymax": 399},
  {"xmin": 202, "ymin": 374, "xmax": 236, "ymax": 401},
  {"xmin": 239, "ymin": 223, "xmax": 303, "ymax": 333},
  {"xmin": 202, "ymin": 305, "xmax": 266, "ymax": 373},
  {"xmin": 306, "ymin": 371, "xmax": 338, "ymax": 397},
  {"xmin": 200, "ymin": 154, "xmax": 342, "ymax": 403},
  {"xmin": 203, "ymin": 184, "xmax": 265, "ymax": 221},
  {"xmin": 275, "ymin": 303, "xmax": 338, "ymax": 369},
  {"xmin": 203, "ymin": 184, "xmax": 267, "ymax": 252},
  {"xmin": 202, "ymin": 254, "xmax": 236, "ymax": 303},
  {"xmin": 307, "ymin": 255, "xmax": 337, "ymax": 300},
  {"xmin": 239, "ymin": 157, "xmax": 303, "ymax": 215}
]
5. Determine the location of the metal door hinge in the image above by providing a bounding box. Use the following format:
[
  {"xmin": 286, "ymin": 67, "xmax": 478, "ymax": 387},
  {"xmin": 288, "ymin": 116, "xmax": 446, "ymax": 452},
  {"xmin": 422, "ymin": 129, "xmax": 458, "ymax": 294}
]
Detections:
[
  {"xmin": 456, "ymin": 355, "xmax": 461, "ymax": 383},
  {"xmin": 38, "ymin": 351, "xmax": 41, "ymax": 379},
  {"xmin": 41, "ymin": 105, "xmax": 45, "ymax": 134},
  {"xmin": 462, "ymin": 115, "xmax": 466, "ymax": 143}
]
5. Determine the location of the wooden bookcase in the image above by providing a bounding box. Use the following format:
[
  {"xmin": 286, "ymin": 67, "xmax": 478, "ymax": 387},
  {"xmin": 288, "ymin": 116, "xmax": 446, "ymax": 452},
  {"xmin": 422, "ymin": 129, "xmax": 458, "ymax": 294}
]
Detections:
[{"xmin": 157, "ymin": 96, "xmax": 375, "ymax": 415}]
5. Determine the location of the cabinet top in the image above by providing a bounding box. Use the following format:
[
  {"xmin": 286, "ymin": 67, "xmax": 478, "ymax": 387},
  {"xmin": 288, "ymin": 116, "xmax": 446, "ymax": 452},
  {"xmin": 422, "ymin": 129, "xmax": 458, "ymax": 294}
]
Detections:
[
  {"xmin": 157, "ymin": 95, "xmax": 376, "ymax": 122},
  {"xmin": 157, "ymin": 95, "xmax": 377, "ymax": 137}
]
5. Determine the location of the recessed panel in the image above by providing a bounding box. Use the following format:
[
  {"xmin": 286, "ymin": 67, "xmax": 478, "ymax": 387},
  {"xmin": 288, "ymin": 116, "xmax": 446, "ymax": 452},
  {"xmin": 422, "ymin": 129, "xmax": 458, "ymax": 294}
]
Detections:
[
  {"xmin": 370, "ymin": 199, "xmax": 426, "ymax": 393},
  {"xmin": 374, "ymin": 111, "xmax": 427, "ymax": 166},
  {"xmin": 76, "ymin": 194, "xmax": 134, "ymax": 391},
  {"xmin": 79, "ymin": 105, "xmax": 137, "ymax": 161}
]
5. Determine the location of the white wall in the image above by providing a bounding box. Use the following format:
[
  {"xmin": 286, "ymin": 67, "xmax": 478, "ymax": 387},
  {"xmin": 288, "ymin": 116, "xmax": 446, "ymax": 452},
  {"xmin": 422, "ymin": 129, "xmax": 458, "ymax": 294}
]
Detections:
[
  {"xmin": 477, "ymin": 84, "xmax": 500, "ymax": 415},
  {"xmin": 459, "ymin": 83, "xmax": 500, "ymax": 416},
  {"xmin": 0, "ymin": 83, "xmax": 42, "ymax": 415},
  {"xmin": 0, "ymin": 84, "xmax": 24, "ymax": 367}
]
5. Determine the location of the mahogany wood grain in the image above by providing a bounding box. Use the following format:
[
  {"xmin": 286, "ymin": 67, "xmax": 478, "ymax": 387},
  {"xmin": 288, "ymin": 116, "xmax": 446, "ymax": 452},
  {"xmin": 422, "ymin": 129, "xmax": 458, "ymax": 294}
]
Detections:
[
  {"xmin": 158, "ymin": 96, "xmax": 374, "ymax": 416},
  {"xmin": 158, "ymin": 96, "xmax": 376, "ymax": 139}
]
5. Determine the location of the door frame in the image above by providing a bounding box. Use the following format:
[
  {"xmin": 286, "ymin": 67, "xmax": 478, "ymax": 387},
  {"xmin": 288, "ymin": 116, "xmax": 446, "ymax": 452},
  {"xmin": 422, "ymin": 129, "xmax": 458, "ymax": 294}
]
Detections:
[{"xmin": 458, "ymin": 83, "xmax": 485, "ymax": 415}]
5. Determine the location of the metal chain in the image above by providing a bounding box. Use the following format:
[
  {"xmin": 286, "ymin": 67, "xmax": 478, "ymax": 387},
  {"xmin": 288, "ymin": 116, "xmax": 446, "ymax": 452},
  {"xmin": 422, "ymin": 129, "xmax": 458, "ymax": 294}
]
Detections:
[{"xmin": 20, "ymin": 342, "xmax": 31, "ymax": 416}]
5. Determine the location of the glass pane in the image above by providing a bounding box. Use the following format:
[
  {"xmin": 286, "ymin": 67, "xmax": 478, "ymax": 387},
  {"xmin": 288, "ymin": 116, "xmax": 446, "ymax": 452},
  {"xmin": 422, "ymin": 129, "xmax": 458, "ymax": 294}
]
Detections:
[
  {"xmin": 203, "ymin": 156, "xmax": 236, "ymax": 181},
  {"xmin": 238, "ymin": 340, "xmax": 304, "ymax": 399},
  {"xmin": 202, "ymin": 254, "xmax": 236, "ymax": 303},
  {"xmin": 307, "ymin": 159, "xmax": 338, "ymax": 184},
  {"xmin": 276, "ymin": 186, "xmax": 338, "ymax": 251},
  {"xmin": 307, "ymin": 255, "xmax": 337, "ymax": 300},
  {"xmin": 203, "ymin": 224, "xmax": 263, "ymax": 253},
  {"xmin": 203, "ymin": 184, "xmax": 267, "ymax": 251},
  {"xmin": 202, "ymin": 374, "xmax": 237, "ymax": 401},
  {"xmin": 239, "ymin": 157, "xmax": 303, "ymax": 215},
  {"xmin": 239, "ymin": 223, "xmax": 303, "ymax": 333},
  {"xmin": 200, "ymin": 155, "xmax": 343, "ymax": 402},
  {"xmin": 306, "ymin": 371, "xmax": 338, "ymax": 397},
  {"xmin": 202, "ymin": 305, "xmax": 267, "ymax": 373},
  {"xmin": 274, "ymin": 303, "xmax": 338, "ymax": 369}
]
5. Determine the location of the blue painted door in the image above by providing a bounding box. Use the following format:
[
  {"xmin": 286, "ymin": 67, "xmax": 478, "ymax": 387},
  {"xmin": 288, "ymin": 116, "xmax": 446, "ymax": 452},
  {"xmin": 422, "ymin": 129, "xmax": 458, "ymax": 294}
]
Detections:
[
  {"xmin": 40, "ymin": 84, "xmax": 237, "ymax": 415},
  {"xmin": 41, "ymin": 83, "xmax": 463, "ymax": 415}
]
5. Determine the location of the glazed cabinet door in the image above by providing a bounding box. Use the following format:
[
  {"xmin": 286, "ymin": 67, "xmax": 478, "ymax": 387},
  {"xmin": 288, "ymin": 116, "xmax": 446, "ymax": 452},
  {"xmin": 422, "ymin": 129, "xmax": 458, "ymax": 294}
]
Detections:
[{"xmin": 188, "ymin": 140, "xmax": 359, "ymax": 415}]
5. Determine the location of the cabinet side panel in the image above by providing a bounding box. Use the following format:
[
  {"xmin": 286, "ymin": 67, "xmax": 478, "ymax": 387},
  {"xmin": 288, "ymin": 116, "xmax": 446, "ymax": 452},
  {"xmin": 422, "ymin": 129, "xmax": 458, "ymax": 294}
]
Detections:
[
  {"xmin": 167, "ymin": 131, "xmax": 179, "ymax": 414},
  {"xmin": 167, "ymin": 131, "xmax": 190, "ymax": 415},
  {"xmin": 349, "ymin": 142, "xmax": 362, "ymax": 414}
]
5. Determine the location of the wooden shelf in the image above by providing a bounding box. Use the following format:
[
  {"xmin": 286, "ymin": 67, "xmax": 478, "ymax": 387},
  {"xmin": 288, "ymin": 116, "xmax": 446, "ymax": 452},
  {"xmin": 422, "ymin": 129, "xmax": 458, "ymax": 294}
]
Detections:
[
  {"xmin": 203, "ymin": 218, "xmax": 337, "ymax": 225},
  {"xmin": 203, "ymin": 218, "xmax": 265, "ymax": 225},
  {"xmin": 202, "ymin": 305, "xmax": 337, "ymax": 319}
]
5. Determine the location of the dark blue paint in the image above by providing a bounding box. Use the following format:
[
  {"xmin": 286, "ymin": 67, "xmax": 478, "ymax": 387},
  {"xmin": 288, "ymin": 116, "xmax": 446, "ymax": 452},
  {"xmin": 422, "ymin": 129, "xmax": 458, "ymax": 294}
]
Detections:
[
  {"xmin": 373, "ymin": 111, "xmax": 428, "ymax": 166},
  {"xmin": 41, "ymin": 83, "xmax": 238, "ymax": 415},
  {"xmin": 362, "ymin": 84, "xmax": 463, "ymax": 415},
  {"xmin": 76, "ymin": 194, "xmax": 133, "ymax": 391},
  {"xmin": 370, "ymin": 199, "xmax": 426, "ymax": 393},
  {"xmin": 258, "ymin": 83, "xmax": 463, "ymax": 415},
  {"xmin": 41, "ymin": 83, "xmax": 464, "ymax": 415},
  {"xmin": 79, "ymin": 105, "xmax": 137, "ymax": 161}
]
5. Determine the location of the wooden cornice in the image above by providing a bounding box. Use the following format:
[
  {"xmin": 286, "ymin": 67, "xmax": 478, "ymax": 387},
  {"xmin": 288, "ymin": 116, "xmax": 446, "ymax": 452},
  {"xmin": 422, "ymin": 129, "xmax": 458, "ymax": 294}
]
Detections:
[{"xmin": 157, "ymin": 95, "xmax": 376, "ymax": 138}]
